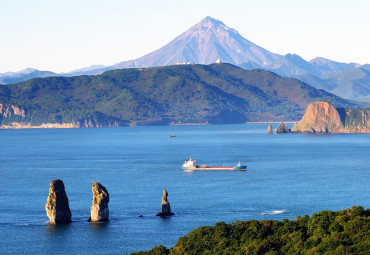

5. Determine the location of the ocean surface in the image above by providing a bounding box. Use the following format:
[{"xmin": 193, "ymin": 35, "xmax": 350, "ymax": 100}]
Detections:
[{"xmin": 0, "ymin": 123, "xmax": 369, "ymax": 254}]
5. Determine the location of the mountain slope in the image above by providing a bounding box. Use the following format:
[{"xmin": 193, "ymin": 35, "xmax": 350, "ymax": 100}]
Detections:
[
  {"xmin": 266, "ymin": 54, "xmax": 321, "ymax": 77},
  {"xmin": 309, "ymin": 57, "xmax": 360, "ymax": 76},
  {"xmin": 326, "ymin": 67, "xmax": 370, "ymax": 98},
  {"xmin": 114, "ymin": 17, "xmax": 280, "ymax": 69},
  {"xmin": 0, "ymin": 63, "xmax": 363, "ymax": 128},
  {"xmin": 264, "ymin": 55, "xmax": 370, "ymax": 102},
  {"xmin": 62, "ymin": 65, "xmax": 111, "ymax": 77},
  {"xmin": 294, "ymin": 66, "xmax": 370, "ymax": 102}
]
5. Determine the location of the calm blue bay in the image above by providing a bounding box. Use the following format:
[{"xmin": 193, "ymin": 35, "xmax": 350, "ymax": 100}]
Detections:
[{"xmin": 0, "ymin": 123, "xmax": 369, "ymax": 254}]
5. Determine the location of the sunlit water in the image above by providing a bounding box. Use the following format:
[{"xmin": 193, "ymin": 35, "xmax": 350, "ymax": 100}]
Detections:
[{"xmin": 0, "ymin": 123, "xmax": 369, "ymax": 254}]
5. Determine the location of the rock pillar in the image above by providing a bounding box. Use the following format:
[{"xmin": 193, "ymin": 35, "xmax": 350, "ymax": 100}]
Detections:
[
  {"xmin": 45, "ymin": 179, "xmax": 72, "ymax": 224},
  {"xmin": 267, "ymin": 124, "xmax": 273, "ymax": 134},
  {"xmin": 89, "ymin": 182, "xmax": 109, "ymax": 222},
  {"xmin": 156, "ymin": 189, "xmax": 174, "ymax": 217}
]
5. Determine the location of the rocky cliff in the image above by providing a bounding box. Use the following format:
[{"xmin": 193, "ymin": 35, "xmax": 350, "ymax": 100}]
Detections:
[
  {"xmin": 89, "ymin": 182, "xmax": 110, "ymax": 222},
  {"xmin": 0, "ymin": 103, "xmax": 25, "ymax": 118},
  {"xmin": 45, "ymin": 179, "xmax": 72, "ymax": 224},
  {"xmin": 291, "ymin": 101, "xmax": 370, "ymax": 133}
]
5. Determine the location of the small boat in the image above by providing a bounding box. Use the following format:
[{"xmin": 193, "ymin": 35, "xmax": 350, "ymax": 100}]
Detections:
[
  {"xmin": 169, "ymin": 134, "xmax": 176, "ymax": 138},
  {"xmin": 181, "ymin": 158, "xmax": 246, "ymax": 171}
]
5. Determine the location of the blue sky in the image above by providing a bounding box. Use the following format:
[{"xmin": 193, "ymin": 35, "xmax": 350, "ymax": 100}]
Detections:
[{"xmin": 0, "ymin": 0, "xmax": 369, "ymax": 73}]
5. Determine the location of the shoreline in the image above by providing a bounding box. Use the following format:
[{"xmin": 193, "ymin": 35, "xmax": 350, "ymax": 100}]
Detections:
[{"xmin": 0, "ymin": 121, "xmax": 297, "ymax": 129}]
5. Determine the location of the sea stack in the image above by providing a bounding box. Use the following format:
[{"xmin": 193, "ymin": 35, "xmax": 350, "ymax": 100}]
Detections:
[
  {"xmin": 275, "ymin": 122, "xmax": 290, "ymax": 133},
  {"xmin": 45, "ymin": 179, "xmax": 72, "ymax": 224},
  {"xmin": 267, "ymin": 124, "xmax": 273, "ymax": 134},
  {"xmin": 156, "ymin": 189, "xmax": 175, "ymax": 217},
  {"xmin": 89, "ymin": 182, "xmax": 109, "ymax": 222}
]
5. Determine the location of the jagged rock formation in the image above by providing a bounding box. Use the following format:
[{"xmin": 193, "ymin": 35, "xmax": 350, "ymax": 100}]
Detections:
[
  {"xmin": 45, "ymin": 179, "xmax": 72, "ymax": 224},
  {"xmin": 291, "ymin": 101, "xmax": 370, "ymax": 133},
  {"xmin": 267, "ymin": 124, "xmax": 273, "ymax": 134},
  {"xmin": 88, "ymin": 182, "xmax": 109, "ymax": 222},
  {"xmin": 275, "ymin": 122, "xmax": 290, "ymax": 133},
  {"xmin": 156, "ymin": 189, "xmax": 174, "ymax": 217}
]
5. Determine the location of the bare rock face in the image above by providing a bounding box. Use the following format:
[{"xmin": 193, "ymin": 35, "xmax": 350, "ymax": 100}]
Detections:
[
  {"xmin": 275, "ymin": 122, "xmax": 290, "ymax": 133},
  {"xmin": 156, "ymin": 189, "xmax": 174, "ymax": 217},
  {"xmin": 89, "ymin": 182, "xmax": 109, "ymax": 222},
  {"xmin": 267, "ymin": 124, "xmax": 273, "ymax": 134},
  {"xmin": 291, "ymin": 101, "xmax": 370, "ymax": 133},
  {"xmin": 291, "ymin": 101, "xmax": 344, "ymax": 133},
  {"xmin": 0, "ymin": 103, "xmax": 26, "ymax": 118},
  {"xmin": 344, "ymin": 109, "xmax": 370, "ymax": 132},
  {"xmin": 45, "ymin": 179, "xmax": 72, "ymax": 224}
]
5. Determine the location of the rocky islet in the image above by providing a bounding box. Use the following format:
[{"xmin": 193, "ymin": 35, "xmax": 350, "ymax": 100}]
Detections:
[
  {"xmin": 45, "ymin": 179, "xmax": 72, "ymax": 224},
  {"xmin": 156, "ymin": 189, "xmax": 175, "ymax": 217},
  {"xmin": 275, "ymin": 122, "xmax": 290, "ymax": 133},
  {"xmin": 89, "ymin": 182, "xmax": 110, "ymax": 222}
]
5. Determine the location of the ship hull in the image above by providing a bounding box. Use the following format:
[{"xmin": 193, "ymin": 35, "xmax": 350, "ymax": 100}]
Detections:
[{"xmin": 182, "ymin": 166, "xmax": 246, "ymax": 171}]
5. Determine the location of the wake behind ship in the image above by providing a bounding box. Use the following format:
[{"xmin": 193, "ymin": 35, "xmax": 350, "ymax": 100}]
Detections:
[{"xmin": 181, "ymin": 158, "xmax": 246, "ymax": 171}]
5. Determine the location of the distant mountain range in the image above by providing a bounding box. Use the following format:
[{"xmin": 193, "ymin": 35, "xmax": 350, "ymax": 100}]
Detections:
[
  {"xmin": 1, "ymin": 16, "xmax": 369, "ymax": 102},
  {"xmin": 0, "ymin": 68, "xmax": 58, "ymax": 84},
  {"xmin": 1, "ymin": 63, "xmax": 364, "ymax": 128}
]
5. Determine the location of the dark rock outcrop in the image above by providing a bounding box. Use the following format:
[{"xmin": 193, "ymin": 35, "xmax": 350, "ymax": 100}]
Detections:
[
  {"xmin": 88, "ymin": 182, "xmax": 109, "ymax": 222},
  {"xmin": 156, "ymin": 189, "xmax": 175, "ymax": 217},
  {"xmin": 275, "ymin": 122, "xmax": 290, "ymax": 133},
  {"xmin": 45, "ymin": 179, "xmax": 72, "ymax": 224},
  {"xmin": 291, "ymin": 101, "xmax": 370, "ymax": 133},
  {"xmin": 267, "ymin": 124, "xmax": 273, "ymax": 134}
]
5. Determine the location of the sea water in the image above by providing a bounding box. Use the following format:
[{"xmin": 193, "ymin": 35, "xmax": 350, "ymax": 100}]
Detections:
[{"xmin": 0, "ymin": 123, "xmax": 369, "ymax": 254}]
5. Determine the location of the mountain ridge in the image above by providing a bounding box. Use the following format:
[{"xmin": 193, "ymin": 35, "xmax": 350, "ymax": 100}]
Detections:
[{"xmin": 0, "ymin": 63, "xmax": 365, "ymax": 128}]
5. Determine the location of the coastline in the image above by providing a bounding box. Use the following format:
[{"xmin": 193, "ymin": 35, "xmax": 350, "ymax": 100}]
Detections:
[
  {"xmin": 0, "ymin": 122, "xmax": 77, "ymax": 129},
  {"xmin": 0, "ymin": 121, "xmax": 284, "ymax": 129},
  {"xmin": 247, "ymin": 121, "xmax": 296, "ymax": 123}
]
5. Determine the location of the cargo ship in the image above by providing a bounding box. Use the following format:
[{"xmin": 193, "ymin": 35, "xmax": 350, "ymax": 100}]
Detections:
[{"xmin": 181, "ymin": 158, "xmax": 246, "ymax": 171}]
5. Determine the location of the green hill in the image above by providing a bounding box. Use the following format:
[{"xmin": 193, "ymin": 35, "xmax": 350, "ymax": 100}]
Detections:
[
  {"xmin": 132, "ymin": 206, "xmax": 369, "ymax": 255},
  {"xmin": 0, "ymin": 64, "xmax": 365, "ymax": 127}
]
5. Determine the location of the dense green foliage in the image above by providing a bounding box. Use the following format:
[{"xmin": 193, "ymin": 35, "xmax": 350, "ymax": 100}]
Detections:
[
  {"xmin": 0, "ymin": 64, "xmax": 364, "ymax": 126},
  {"xmin": 132, "ymin": 206, "xmax": 369, "ymax": 255}
]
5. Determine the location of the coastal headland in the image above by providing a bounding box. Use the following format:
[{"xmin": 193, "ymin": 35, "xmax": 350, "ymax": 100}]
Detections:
[{"xmin": 291, "ymin": 101, "xmax": 370, "ymax": 133}]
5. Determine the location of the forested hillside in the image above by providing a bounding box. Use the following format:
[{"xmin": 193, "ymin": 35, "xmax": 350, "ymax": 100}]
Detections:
[
  {"xmin": 132, "ymin": 206, "xmax": 369, "ymax": 255},
  {"xmin": 0, "ymin": 64, "xmax": 363, "ymax": 127}
]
